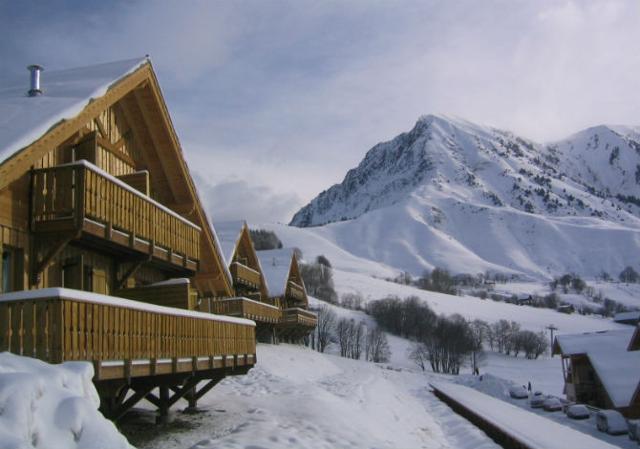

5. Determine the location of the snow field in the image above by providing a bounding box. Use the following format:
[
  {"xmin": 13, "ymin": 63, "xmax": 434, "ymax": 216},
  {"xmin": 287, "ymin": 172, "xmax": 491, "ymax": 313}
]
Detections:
[{"xmin": 0, "ymin": 352, "xmax": 132, "ymax": 449}]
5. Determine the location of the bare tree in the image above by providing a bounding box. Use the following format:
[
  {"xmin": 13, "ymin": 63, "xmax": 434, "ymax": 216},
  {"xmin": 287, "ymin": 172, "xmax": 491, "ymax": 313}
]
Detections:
[
  {"xmin": 409, "ymin": 342, "xmax": 429, "ymax": 371},
  {"xmin": 365, "ymin": 326, "xmax": 391, "ymax": 363},
  {"xmin": 314, "ymin": 305, "xmax": 337, "ymax": 353}
]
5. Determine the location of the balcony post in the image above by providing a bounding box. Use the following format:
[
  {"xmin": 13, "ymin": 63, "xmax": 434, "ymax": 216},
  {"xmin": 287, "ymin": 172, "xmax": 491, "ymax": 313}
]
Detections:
[{"xmin": 75, "ymin": 166, "xmax": 85, "ymax": 229}]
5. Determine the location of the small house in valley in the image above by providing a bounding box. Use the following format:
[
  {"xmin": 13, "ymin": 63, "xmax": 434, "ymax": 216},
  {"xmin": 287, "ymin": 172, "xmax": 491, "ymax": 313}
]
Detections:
[
  {"xmin": 211, "ymin": 221, "xmax": 281, "ymax": 341},
  {"xmin": 614, "ymin": 311, "xmax": 640, "ymax": 326},
  {"xmin": 257, "ymin": 248, "xmax": 317, "ymax": 342},
  {"xmin": 0, "ymin": 58, "xmax": 256, "ymax": 422},
  {"xmin": 553, "ymin": 328, "xmax": 640, "ymax": 417}
]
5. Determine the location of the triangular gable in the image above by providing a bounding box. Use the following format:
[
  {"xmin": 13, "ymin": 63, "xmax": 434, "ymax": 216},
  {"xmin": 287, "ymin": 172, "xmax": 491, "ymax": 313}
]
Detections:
[
  {"xmin": 257, "ymin": 248, "xmax": 308, "ymax": 306},
  {"xmin": 215, "ymin": 220, "xmax": 269, "ymax": 299},
  {"xmin": 0, "ymin": 58, "xmax": 233, "ymax": 297}
]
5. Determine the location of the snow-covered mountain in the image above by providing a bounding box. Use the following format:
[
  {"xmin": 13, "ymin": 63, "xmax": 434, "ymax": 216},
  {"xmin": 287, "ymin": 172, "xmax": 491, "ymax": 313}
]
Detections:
[{"xmin": 289, "ymin": 115, "xmax": 640, "ymax": 279}]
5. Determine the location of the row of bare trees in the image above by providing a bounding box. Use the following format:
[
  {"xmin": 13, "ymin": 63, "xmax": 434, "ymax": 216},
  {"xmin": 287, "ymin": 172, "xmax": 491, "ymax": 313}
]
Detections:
[
  {"xmin": 484, "ymin": 319, "xmax": 547, "ymax": 359},
  {"xmin": 308, "ymin": 305, "xmax": 391, "ymax": 363}
]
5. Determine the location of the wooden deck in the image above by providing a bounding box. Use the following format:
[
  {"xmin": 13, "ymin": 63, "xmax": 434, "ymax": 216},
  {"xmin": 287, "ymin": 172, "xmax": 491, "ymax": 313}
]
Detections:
[
  {"xmin": 230, "ymin": 262, "xmax": 261, "ymax": 289},
  {"xmin": 31, "ymin": 161, "xmax": 200, "ymax": 272},
  {"xmin": 278, "ymin": 307, "xmax": 317, "ymax": 341},
  {"xmin": 287, "ymin": 281, "xmax": 306, "ymax": 302},
  {"xmin": 210, "ymin": 297, "xmax": 281, "ymax": 324},
  {"xmin": 0, "ymin": 288, "xmax": 256, "ymax": 420},
  {"xmin": 0, "ymin": 288, "xmax": 255, "ymax": 379}
]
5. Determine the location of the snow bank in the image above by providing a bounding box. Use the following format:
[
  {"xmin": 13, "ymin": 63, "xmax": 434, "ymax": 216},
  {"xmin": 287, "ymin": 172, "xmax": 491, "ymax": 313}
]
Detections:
[{"xmin": 0, "ymin": 352, "xmax": 132, "ymax": 449}]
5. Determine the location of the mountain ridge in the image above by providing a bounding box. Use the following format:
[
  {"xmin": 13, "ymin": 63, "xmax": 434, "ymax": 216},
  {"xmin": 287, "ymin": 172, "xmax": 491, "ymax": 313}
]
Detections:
[{"xmin": 289, "ymin": 115, "xmax": 640, "ymax": 278}]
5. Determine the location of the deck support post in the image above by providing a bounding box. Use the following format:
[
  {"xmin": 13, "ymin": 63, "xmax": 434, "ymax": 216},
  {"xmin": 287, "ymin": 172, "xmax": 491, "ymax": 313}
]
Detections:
[{"xmin": 157, "ymin": 385, "xmax": 170, "ymax": 424}]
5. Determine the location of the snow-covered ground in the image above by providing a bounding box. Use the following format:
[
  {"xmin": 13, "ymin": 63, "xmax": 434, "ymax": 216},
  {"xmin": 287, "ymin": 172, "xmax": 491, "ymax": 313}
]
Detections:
[
  {"xmin": 0, "ymin": 352, "xmax": 131, "ymax": 449},
  {"xmin": 125, "ymin": 343, "xmax": 501, "ymax": 449}
]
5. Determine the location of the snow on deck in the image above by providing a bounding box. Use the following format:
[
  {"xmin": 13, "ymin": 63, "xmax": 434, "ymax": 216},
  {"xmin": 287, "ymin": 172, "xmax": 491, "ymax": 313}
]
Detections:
[
  {"xmin": 0, "ymin": 287, "xmax": 255, "ymax": 327},
  {"xmin": 431, "ymin": 382, "xmax": 619, "ymax": 449}
]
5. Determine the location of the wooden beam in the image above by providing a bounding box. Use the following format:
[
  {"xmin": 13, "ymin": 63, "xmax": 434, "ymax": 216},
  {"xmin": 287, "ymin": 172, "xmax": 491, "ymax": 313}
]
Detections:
[
  {"xmin": 31, "ymin": 232, "xmax": 78, "ymax": 287},
  {"xmin": 116, "ymin": 256, "xmax": 150, "ymax": 290},
  {"xmin": 94, "ymin": 117, "xmax": 108, "ymax": 139},
  {"xmin": 110, "ymin": 384, "xmax": 156, "ymax": 421},
  {"xmin": 193, "ymin": 376, "xmax": 223, "ymax": 401}
]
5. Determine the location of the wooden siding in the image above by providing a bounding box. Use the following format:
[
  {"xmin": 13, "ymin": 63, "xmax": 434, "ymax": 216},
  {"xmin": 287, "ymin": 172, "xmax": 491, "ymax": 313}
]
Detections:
[{"xmin": 115, "ymin": 282, "xmax": 197, "ymax": 310}]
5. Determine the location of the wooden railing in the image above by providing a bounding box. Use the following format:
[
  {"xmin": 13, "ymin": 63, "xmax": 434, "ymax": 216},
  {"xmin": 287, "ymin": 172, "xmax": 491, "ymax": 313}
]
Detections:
[
  {"xmin": 0, "ymin": 289, "xmax": 255, "ymax": 377},
  {"xmin": 211, "ymin": 297, "xmax": 281, "ymax": 323},
  {"xmin": 281, "ymin": 307, "xmax": 317, "ymax": 328},
  {"xmin": 287, "ymin": 281, "xmax": 306, "ymax": 302},
  {"xmin": 31, "ymin": 161, "xmax": 200, "ymax": 262},
  {"xmin": 230, "ymin": 262, "xmax": 261, "ymax": 288}
]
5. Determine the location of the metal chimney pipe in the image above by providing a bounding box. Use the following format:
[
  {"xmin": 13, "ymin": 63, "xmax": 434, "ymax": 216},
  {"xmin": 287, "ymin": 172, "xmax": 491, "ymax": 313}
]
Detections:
[{"xmin": 27, "ymin": 64, "xmax": 44, "ymax": 96}]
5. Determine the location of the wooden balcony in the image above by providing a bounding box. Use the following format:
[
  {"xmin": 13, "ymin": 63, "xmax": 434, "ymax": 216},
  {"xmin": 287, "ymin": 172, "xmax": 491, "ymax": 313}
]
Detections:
[
  {"xmin": 230, "ymin": 262, "xmax": 261, "ymax": 288},
  {"xmin": 210, "ymin": 297, "xmax": 281, "ymax": 324},
  {"xmin": 281, "ymin": 307, "xmax": 317, "ymax": 328},
  {"xmin": 31, "ymin": 161, "xmax": 200, "ymax": 271},
  {"xmin": 115, "ymin": 278, "xmax": 198, "ymax": 311},
  {"xmin": 287, "ymin": 281, "xmax": 306, "ymax": 302},
  {"xmin": 0, "ymin": 288, "xmax": 256, "ymax": 381}
]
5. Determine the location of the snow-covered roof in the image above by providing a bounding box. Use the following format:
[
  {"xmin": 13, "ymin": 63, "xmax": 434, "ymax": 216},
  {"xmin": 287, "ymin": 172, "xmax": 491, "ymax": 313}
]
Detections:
[
  {"xmin": 555, "ymin": 328, "xmax": 640, "ymax": 407},
  {"xmin": 257, "ymin": 248, "xmax": 295, "ymax": 297},
  {"xmin": 0, "ymin": 57, "xmax": 148, "ymax": 164},
  {"xmin": 614, "ymin": 311, "xmax": 640, "ymax": 323},
  {"xmin": 213, "ymin": 220, "xmax": 246, "ymax": 264}
]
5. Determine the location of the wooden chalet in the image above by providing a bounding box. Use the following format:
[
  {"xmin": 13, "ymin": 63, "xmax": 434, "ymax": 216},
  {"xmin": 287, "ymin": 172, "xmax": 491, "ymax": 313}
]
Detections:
[
  {"xmin": 0, "ymin": 58, "xmax": 256, "ymax": 422},
  {"xmin": 210, "ymin": 221, "xmax": 281, "ymax": 342},
  {"xmin": 553, "ymin": 328, "xmax": 640, "ymax": 417},
  {"xmin": 257, "ymin": 248, "xmax": 317, "ymax": 342}
]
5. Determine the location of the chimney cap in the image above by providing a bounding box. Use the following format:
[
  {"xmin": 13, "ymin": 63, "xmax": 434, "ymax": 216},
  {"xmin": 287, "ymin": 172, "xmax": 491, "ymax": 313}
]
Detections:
[{"xmin": 27, "ymin": 64, "xmax": 44, "ymax": 97}]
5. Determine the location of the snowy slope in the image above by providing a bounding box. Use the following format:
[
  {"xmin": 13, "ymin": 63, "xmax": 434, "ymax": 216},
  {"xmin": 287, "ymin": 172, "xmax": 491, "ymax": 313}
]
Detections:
[
  {"xmin": 0, "ymin": 353, "xmax": 132, "ymax": 449},
  {"xmin": 130, "ymin": 343, "xmax": 502, "ymax": 449},
  {"xmin": 289, "ymin": 115, "xmax": 640, "ymax": 279}
]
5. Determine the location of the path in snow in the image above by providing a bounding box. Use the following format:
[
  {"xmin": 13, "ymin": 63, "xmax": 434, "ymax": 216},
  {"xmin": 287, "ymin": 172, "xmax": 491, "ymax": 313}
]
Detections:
[{"xmin": 127, "ymin": 344, "xmax": 501, "ymax": 449}]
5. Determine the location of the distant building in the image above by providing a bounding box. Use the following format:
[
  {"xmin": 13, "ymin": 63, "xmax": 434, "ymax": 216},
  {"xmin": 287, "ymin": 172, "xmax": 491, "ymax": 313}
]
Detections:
[
  {"xmin": 613, "ymin": 311, "xmax": 640, "ymax": 326},
  {"xmin": 516, "ymin": 294, "xmax": 533, "ymax": 305},
  {"xmin": 257, "ymin": 248, "xmax": 317, "ymax": 342},
  {"xmin": 553, "ymin": 327, "xmax": 640, "ymax": 417},
  {"xmin": 557, "ymin": 304, "xmax": 575, "ymax": 314}
]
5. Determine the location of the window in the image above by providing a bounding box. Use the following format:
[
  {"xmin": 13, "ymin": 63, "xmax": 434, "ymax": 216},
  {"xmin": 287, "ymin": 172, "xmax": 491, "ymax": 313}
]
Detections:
[
  {"xmin": 83, "ymin": 265, "xmax": 93, "ymax": 292},
  {"xmin": 1, "ymin": 247, "xmax": 23, "ymax": 293},
  {"xmin": 1, "ymin": 249, "xmax": 12, "ymax": 293}
]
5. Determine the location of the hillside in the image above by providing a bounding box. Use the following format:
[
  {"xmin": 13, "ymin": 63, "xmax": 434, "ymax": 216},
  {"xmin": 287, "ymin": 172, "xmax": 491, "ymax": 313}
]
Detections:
[{"xmin": 289, "ymin": 115, "xmax": 640, "ymax": 279}]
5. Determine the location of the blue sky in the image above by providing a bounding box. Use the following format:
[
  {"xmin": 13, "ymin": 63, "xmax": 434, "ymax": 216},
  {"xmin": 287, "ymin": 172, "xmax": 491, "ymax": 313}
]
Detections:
[{"xmin": 2, "ymin": 1, "xmax": 640, "ymax": 223}]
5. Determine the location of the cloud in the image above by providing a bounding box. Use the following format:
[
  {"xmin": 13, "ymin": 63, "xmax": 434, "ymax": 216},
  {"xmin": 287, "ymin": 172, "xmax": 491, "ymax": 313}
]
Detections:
[
  {"xmin": 193, "ymin": 174, "xmax": 301, "ymax": 224},
  {"xmin": 2, "ymin": 0, "xmax": 640, "ymax": 220}
]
